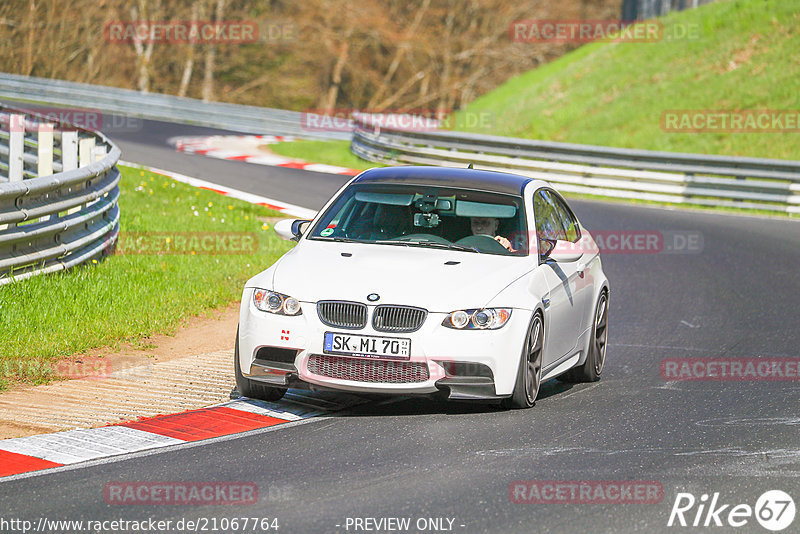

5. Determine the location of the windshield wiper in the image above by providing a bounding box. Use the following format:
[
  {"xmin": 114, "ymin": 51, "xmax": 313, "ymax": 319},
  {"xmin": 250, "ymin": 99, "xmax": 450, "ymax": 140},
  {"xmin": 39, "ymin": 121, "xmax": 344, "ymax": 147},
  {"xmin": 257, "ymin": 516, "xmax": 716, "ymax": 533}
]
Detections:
[
  {"xmin": 371, "ymin": 239, "xmax": 412, "ymax": 247},
  {"xmin": 318, "ymin": 236, "xmax": 361, "ymax": 243},
  {"xmin": 404, "ymin": 240, "xmax": 479, "ymax": 253}
]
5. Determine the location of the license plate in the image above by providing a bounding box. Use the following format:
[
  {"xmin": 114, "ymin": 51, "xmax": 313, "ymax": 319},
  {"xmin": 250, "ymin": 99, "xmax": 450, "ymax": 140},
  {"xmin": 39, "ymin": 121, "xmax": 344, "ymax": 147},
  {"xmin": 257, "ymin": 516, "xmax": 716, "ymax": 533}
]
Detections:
[{"xmin": 323, "ymin": 332, "xmax": 411, "ymax": 360}]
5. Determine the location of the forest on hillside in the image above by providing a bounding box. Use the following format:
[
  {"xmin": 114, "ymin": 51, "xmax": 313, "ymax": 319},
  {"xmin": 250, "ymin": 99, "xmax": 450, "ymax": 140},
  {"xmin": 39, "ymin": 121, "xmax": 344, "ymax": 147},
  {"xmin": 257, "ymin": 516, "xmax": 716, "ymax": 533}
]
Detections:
[{"xmin": 0, "ymin": 0, "xmax": 620, "ymax": 112}]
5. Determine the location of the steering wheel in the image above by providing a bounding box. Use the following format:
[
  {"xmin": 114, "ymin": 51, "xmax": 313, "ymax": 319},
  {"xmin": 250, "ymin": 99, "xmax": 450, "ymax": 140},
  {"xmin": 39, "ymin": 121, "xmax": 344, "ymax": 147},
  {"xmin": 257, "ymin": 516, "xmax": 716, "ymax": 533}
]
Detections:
[
  {"xmin": 393, "ymin": 233, "xmax": 450, "ymax": 244},
  {"xmin": 455, "ymin": 234, "xmax": 509, "ymax": 253}
]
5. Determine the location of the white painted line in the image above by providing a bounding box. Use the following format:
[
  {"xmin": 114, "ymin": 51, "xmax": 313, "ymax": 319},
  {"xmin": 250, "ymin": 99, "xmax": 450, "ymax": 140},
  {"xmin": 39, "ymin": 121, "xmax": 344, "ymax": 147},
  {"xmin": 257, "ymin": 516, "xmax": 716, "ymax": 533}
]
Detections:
[
  {"xmin": 303, "ymin": 163, "xmax": 352, "ymax": 174},
  {"xmin": 221, "ymin": 399, "xmax": 311, "ymax": 421},
  {"xmin": 203, "ymin": 149, "xmax": 250, "ymax": 159},
  {"xmin": 243, "ymin": 155, "xmax": 295, "ymax": 165},
  {"xmin": 222, "ymin": 391, "xmax": 370, "ymax": 420},
  {"xmin": 119, "ymin": 160, "xmax": 318, "ymax": 220},
  {"xmin": 167, "ymin": 134, "xmax": 362, "ymax": 177},
  {"xmin": 0, "ymin": 426, "xmax": 183, "ymax": 465}
]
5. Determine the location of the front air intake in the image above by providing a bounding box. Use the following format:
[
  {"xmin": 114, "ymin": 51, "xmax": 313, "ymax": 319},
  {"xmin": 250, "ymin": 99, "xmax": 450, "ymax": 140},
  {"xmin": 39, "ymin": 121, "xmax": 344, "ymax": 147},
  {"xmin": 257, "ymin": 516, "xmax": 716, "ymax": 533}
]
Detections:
[{"xmin": 307, "ymin": 355, "xmax": 429, "ymax": 383}]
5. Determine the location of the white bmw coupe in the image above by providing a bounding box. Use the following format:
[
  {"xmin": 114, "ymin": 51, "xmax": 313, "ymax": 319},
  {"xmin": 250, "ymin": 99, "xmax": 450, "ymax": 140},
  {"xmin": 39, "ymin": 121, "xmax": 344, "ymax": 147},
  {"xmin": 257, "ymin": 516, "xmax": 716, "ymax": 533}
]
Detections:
[{"xmin": 236, "ymin": 166, "xmax": 609, "ymax": 408}]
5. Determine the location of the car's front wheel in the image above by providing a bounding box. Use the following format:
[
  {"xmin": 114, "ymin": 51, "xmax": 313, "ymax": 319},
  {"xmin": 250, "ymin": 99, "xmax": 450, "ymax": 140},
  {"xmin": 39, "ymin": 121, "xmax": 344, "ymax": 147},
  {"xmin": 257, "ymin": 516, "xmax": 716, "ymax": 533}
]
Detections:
[
  {"xmin": 561, "ymin": 291, "xmax": 608, "ymax": 383},
  {"xmin": 501, "ymin": 313, "xmax": 543, "ymax": 409},
  {"xmin": 234, "ymin": 327, "xmax": 286, "ymax": 402}
]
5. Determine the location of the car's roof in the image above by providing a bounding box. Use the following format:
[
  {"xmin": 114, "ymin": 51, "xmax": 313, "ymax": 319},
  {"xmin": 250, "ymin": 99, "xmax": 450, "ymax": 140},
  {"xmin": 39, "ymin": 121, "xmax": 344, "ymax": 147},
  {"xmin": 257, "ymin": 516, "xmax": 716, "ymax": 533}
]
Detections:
[{"xmin": 352, "ymin": 166, "xmax": 532, "ymax": 195}]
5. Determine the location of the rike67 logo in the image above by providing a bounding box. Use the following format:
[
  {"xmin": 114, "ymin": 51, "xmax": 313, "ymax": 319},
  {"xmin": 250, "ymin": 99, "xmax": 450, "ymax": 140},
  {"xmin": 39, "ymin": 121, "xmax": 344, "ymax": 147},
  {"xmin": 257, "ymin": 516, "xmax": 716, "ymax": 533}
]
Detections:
[{"xmin": 668, "ymin": 490, "xmax": 795, "ymax": 531}]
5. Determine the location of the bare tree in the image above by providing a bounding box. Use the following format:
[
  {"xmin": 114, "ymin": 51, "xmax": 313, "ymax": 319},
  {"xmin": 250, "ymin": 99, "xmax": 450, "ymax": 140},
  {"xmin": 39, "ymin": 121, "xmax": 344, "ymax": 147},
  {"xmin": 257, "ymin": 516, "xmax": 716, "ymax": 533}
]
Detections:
[
  {"xmin": 202, "ymin": 0, "xmax": 226, "ymax": 102},
  {"xmin": 130, "ymin": 0, "xmax": 161, "ymax": 93},
  {"xmin": 178, "ymin": 1, "xmax": 201, "ymax": 97},
  {"xmin": 0, "ymin": 0, "xmax": 623, "ymax": 110},
  {"xmin": 366, "ymin": 0, "xmax": 430, "ymax": 110}
]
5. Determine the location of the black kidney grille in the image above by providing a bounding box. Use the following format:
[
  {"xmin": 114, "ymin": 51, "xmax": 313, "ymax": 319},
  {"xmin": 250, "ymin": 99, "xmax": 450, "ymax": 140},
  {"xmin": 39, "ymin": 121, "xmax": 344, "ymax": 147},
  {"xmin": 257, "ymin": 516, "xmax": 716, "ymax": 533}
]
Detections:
[
  {"xmin": 373, "ymin": 305, "xmax": 427, "ymax": 333},
  {"xmin": 317, "ymin": 301, "xmax": 368, "ymax": 329}
]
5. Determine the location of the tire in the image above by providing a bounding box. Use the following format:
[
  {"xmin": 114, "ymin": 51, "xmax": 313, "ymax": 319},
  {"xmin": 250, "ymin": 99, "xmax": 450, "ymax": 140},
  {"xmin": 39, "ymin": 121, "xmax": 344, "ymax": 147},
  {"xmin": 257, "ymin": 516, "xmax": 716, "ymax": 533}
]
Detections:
[
  {"xmin": 501, "ymin": 313, "xmax": 544, "ymax": 409},
  {"xmin": 234, "ymin": 327, "xmax": 286, "ymax": 402},
  {"xmin": 561, "ymin": 291, "xmax": 608, "ymax": 383}
]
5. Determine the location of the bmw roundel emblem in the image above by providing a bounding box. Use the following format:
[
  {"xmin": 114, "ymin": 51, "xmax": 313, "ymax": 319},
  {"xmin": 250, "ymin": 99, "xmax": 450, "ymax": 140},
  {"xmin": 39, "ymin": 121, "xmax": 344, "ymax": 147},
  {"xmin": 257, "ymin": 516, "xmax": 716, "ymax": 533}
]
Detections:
[{"xmin": 367, "ymin": 293, "xmax": 380, "ymax": 302}]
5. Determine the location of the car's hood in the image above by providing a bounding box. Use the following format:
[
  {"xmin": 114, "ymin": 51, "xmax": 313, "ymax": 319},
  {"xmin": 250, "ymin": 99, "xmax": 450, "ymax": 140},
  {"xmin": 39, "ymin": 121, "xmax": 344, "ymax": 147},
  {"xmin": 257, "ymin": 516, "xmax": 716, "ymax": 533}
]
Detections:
[{"xmin": 254, "ymin": 240, "xmax": 534, "ymax": 312}]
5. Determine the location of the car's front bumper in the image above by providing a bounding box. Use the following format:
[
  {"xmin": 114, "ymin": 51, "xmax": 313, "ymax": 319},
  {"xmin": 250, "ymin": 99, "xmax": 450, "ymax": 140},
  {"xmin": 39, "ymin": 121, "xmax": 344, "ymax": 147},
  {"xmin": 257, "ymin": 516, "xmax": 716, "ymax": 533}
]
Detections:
[{"xmin": 237, "ymin": 289, "xmax": 533, "ymax": 399}]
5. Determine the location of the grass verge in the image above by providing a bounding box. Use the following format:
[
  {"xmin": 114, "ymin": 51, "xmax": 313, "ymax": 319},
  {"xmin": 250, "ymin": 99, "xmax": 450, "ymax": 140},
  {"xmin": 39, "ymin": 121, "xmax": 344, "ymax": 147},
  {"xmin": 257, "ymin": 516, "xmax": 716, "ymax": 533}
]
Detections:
[
  {"xmin": 269, "ymin": 139, "xmax": 383, "ymax": 171},
  {"xmin": 0, "ymin": 165, "xmax": 293, "ymax": 390}
]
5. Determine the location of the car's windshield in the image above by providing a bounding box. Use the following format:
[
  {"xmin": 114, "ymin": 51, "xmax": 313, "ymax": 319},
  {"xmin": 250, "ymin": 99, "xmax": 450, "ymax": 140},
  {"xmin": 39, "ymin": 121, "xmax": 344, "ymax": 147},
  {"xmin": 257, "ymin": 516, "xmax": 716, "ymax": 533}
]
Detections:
[{"xmin": 308, "ymin": 183, "xmax": 528, "ymax": 256}]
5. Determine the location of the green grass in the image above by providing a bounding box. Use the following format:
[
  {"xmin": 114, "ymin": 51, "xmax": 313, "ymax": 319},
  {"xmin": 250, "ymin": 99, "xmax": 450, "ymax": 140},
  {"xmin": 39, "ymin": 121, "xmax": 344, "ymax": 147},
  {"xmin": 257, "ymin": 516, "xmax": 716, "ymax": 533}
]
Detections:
[
  {"xmin": 456, "ymin": 0, "xmax": 800, "ymax": 160},
  {"xmin": 0, "ymin": 165, "xmax": 293, "ymax": 389},
  {"xmin": 269, "ymin": 139, "xmax": 383, "ymax": 171}
]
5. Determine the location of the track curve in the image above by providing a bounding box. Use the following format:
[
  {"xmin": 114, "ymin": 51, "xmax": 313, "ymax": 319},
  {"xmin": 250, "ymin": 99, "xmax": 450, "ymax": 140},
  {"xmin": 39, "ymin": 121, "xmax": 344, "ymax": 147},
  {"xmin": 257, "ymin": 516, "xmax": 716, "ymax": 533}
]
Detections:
[{"xmin": 1, "ymin": 117, "xmax": 798, "ymax": 533}]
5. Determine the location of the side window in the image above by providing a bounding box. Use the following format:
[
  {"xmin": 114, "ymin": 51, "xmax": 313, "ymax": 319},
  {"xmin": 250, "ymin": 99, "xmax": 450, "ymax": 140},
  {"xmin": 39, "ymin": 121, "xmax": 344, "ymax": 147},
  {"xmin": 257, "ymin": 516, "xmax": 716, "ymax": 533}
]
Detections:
[
  {"xmin": 533, "ymin": 190, "xmax": 565, "ymax": 258},
  {"xmin": 548, "ymin": 192, "xmax": 580, "ymax": 243}
]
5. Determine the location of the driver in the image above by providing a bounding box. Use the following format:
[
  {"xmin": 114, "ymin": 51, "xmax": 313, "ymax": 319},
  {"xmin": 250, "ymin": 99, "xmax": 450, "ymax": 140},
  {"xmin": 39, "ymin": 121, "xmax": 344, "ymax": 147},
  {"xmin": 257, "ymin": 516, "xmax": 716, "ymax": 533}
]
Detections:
[{"xmin": 470, "ymin": 217, "xmax": 516, "ymax": 252}]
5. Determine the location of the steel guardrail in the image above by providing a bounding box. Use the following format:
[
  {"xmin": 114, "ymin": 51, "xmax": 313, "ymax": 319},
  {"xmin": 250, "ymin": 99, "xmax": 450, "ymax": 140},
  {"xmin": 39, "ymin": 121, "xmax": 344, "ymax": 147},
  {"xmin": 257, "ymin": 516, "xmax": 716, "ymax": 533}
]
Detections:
[
  {"xmin": 0, "ymin": 72, "xmax": 348, "ymax": 140},
  {"xmin": 0, "ymin": 103, "xmax": 120, "ymax": 285},
  {"xmin": 351, "ymin": 119, "xmax": 800, "ymax": 214}
]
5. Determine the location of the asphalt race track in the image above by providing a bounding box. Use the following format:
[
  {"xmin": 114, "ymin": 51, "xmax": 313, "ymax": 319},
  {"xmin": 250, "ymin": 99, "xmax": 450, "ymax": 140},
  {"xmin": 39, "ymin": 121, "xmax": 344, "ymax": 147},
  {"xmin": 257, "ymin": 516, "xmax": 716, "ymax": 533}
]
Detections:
[{"xmin": 1, "ymin": 118, "xmax": 798, "ymax": 533}]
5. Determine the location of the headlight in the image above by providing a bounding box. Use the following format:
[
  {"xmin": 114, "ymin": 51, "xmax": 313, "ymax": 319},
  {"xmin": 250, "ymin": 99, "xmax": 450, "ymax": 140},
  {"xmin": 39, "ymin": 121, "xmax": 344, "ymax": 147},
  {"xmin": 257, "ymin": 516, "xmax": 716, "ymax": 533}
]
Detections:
[
  {"xmin": 253, "ymin": 289, "xmax": 303, "ymax": 316},
  {"xmin": 442, "ymin": 308, "xmax": 511, "ymax": 330}
]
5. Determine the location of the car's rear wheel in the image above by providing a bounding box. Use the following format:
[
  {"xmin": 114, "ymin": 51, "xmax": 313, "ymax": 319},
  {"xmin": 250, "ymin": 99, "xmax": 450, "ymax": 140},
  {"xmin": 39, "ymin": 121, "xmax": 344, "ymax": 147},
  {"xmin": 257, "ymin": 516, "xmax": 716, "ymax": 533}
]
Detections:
[
  {"xmin": 561, "ymin": 291, "xmax": 608, "ymax": 383},
  {"xmin": 501, "ymin": 313, "xmax": 543, "ymax": 409},
  {"xmin": 234, "ymin": 327, "xmax": 286, "ymax": 402}
]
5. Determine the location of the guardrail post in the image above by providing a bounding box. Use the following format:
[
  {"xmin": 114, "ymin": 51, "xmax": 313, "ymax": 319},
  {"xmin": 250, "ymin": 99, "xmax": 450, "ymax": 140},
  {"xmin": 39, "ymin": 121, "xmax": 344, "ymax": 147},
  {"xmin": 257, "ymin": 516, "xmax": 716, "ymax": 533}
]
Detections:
[
  {"xmin": 37, "ymin": 123, "xmax": 54, "ymax": 177},
  {"xmin": 8, "ymin": 113, "xmax": 25, "ymax": 182},
  {"xmin": 72, "ymin": 137, "xmax": 97, "ymax": 214},
  {"xmin": 79, "ymin": 137, "xmax": 95, "ymax": 168},
  {"xmin": 92, "ymin": 145, "xmax": 106, "ymax": 163},
  {"xmin": 61, "ymin": 131, "xmax": 78, "ymax": 171}
]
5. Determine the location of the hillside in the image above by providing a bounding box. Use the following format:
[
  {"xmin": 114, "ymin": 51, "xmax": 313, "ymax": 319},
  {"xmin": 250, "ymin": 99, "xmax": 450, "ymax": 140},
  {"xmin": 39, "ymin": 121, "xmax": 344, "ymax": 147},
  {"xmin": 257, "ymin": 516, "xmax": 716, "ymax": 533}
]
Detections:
[{"xmin": 456, "ymin": 0, "xmax": 799, "ymax": 160}]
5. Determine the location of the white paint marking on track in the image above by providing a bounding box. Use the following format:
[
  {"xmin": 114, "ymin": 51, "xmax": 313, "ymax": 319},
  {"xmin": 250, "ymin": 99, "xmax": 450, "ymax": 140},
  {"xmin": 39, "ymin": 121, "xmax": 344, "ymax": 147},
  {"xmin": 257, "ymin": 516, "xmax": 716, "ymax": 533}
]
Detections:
[
  {"xmin": 0, "ymin": 390, "xmax": 374, "ymax": 479},
  {"xmin": 303, "ymin": 163, "xmax": 354, "ymax": 174},
  {"xmin": 244, "ymin": 154, "xmax": 297, "ymax": 165},
  {"xmin": 222, "ymin": 399, "xmax": 309, "ymax": 421},
  {"xmin": 168, "ymin": 134, "xmax": 361, "ymax": 176},
  {"xmin": 0, "ymin": 415, "xmax": 329, "ymax": 484}
]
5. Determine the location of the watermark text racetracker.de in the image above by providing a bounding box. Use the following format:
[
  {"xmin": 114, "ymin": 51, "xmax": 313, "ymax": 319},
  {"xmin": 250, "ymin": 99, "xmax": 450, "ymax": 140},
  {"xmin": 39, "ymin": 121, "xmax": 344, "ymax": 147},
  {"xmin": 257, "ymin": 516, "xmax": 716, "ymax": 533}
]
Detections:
[
  {"xmin": 300, "ymin": 108, "xmax": 494, "ymax": 132},
  {"xmin": 661, "ymin": 358, "xmax": 800, "ymax": 381},
  {"xmin": 509, "ymin": 480, "xmax": 664, "ymax": 504},
  {"xmin": 1, "ymin": 106, "xmax": 142, "ymax": 133},
  {"xmin": 104, "ymin": 481, "xmax": 256, "ymax": 505},
  {"xmin": 509, "ymin": 20, "xmax": 701, "ymax": 43},
  {"xmin": 1, "ymin": 356, "xmax": 111, "ymax": 380},
  {"xmin": 104, "ymin": 20, "xmax": 297, "ymax": 45},
  {"xmin": 113, "ymin": 232, "xmax": 259, "ymax": 255},
  {"xmin": 542, "ymin": 230, "xmax": 703, "ymax": 255},
  {"xmin": 661, "ymin": 110, "xmax": 800, "ymax": 133}
]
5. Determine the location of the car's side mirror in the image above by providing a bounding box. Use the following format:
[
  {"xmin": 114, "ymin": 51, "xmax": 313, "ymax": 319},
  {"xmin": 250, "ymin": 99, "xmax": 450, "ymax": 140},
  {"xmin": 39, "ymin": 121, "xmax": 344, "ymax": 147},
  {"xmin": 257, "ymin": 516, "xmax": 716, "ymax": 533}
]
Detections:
[
  {"xmin": 541, "ymin": 239, "xmax": 582, "ymax": 263},
  {"xmin": 274, "ymin": 219, "xmax": 311, "ymax": 241}
]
